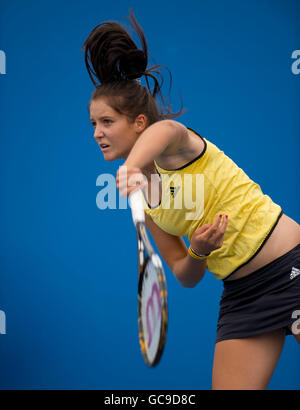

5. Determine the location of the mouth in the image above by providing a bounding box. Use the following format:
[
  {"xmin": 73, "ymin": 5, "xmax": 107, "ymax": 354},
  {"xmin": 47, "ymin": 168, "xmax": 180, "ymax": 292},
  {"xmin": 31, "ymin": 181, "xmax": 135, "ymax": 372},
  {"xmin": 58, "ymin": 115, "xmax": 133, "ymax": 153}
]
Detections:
[{"xmin": 99, "ymin": 143, "xmax": 110, "ymax": 152}]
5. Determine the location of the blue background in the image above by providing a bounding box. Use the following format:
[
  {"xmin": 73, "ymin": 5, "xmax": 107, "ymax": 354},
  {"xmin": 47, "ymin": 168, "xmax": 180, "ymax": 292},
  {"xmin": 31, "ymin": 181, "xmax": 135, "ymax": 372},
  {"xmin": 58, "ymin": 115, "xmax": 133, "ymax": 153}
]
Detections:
[{"xmin": 0, "ymin": 0, "xmax": 299, "ymax": 390}]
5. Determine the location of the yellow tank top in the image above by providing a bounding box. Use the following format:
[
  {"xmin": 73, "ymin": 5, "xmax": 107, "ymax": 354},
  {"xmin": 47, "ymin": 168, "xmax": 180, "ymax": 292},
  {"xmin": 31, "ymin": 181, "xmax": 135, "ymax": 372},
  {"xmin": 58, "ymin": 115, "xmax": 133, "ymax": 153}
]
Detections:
[{"xmin": 143, "ymin": 128, "xmax": 283, "ymax": 280}]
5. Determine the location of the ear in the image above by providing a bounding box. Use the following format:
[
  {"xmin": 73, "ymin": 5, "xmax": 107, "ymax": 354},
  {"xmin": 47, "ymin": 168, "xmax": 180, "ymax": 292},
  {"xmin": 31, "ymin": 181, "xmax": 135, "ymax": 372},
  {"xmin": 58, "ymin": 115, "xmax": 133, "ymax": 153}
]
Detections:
[{"xmin": 134, "ymin": 114, "xmax": 147, "ymax": 133}]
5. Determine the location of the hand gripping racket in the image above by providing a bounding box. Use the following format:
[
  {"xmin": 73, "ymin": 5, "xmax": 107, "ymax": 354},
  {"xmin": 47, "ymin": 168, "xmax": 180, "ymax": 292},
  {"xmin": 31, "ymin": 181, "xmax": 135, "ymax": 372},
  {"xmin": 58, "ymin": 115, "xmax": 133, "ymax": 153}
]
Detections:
[{"xmin": 129, "ymin": 189, "xmax": 168, "ymax": 367}]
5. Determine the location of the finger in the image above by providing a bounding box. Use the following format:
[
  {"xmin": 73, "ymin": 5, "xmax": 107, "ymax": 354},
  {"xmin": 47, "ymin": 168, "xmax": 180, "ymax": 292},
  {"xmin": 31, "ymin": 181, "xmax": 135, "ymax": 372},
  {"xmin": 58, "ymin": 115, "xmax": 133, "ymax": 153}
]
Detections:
[
  {"xmin": 128, "ymin": 173, "xmax": 147, "ymax": 189},
  {"xmin": 209, "ymin": 214, "xmax": 222, "ymax": 228},
  {"xmin": 219, "ymin": 215, "xmax": 228, "ymax": 232},
  {"xmin": 201, "ymin": 224, "xmax": 213, "ymax": 232},
  {"xmin": 221, "ymin": 215, "xmax": 228, "ymax": 235},
  {"xmin": 216, "ymin": 214, "xmax": 229, "ymax": 227},
  {"xmin": 205, "ymin": 215, "xmax": 226, "ymax": 239},
  {"xmin": 121, "ymin": 186, "xmax": 141, "ymax": 197},
  {"xmin": 206, "ymin": 215, "xmax": 222, "ymax": 235},
  {"xmin": 213, "ymin": 215, "xmax": 229, "ymax": 241},
  {"xmin": 215, "ymin": 221, "xmax": 228, "ymax": 247},
  {"xmin": 216, "ymin": 214, "xmax": 223, "ymax": 224}
]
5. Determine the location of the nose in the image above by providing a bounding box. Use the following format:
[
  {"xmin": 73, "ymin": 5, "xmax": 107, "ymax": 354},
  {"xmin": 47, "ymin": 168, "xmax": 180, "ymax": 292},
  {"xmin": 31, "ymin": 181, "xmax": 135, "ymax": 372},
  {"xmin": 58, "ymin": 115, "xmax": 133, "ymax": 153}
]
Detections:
[{"xmin": 94, "ymin": 124, "xmax": 104, "ymax": 139}]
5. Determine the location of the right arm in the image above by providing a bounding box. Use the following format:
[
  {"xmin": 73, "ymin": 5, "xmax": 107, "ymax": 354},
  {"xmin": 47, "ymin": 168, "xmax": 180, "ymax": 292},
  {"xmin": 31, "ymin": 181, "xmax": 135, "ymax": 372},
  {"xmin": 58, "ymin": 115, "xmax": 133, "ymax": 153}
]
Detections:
[
  {"xmin": 145, "ymin": 213, "xmax": 228, "ymax": 288},
  {"xmin": 144, "ymin": 214, "xmax": 207, "ymax": 288}
]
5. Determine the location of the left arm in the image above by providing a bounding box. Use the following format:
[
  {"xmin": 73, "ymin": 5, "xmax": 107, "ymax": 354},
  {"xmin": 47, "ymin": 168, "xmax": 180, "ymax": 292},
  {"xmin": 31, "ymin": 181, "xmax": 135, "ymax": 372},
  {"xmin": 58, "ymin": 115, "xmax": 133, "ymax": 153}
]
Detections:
[
  {"xmin": 116, "ymin": 120, "xmax": 186, "ymax": 196},
  {"xmin": 125, "ymin": 120, "xmax": 186, "ymax": 169}
]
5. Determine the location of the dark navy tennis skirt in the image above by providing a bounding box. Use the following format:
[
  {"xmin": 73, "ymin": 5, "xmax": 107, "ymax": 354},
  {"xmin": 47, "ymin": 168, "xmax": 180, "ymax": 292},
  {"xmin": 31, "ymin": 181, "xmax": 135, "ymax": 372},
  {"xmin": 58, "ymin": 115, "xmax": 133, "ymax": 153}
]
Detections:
[{"xmin": 216, "ymin": 243, "xmax": 300, "ymax": 343}]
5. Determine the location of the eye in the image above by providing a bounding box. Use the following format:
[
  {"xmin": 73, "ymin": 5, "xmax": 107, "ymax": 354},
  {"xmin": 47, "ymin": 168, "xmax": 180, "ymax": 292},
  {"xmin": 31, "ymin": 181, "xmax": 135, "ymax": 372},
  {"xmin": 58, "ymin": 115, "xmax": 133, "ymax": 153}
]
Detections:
[
  {"xmin": 103, "ymin": 119, "xmax": 113, "ymax": 125},
  {"xmin": 90, "ymin": 121, "xmax": 96, "ymax": 128}
]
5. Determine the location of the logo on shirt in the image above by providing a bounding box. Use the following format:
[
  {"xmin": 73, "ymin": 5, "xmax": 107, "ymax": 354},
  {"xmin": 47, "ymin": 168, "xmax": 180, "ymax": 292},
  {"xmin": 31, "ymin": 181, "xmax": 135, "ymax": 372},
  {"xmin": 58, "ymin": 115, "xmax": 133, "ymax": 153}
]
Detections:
[
  {"xmin": 170, "ymin": 186, "xmax": 180, "ymax": 198},
  {"xmin": 290, "ymin": 267, "xmax": 300, "ymax": 280}
]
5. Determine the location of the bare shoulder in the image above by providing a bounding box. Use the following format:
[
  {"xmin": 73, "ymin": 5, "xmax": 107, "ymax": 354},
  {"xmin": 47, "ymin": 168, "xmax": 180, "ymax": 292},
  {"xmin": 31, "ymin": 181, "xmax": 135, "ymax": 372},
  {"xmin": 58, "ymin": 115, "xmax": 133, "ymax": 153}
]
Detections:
[
  {"xmin": 155, "ymin": 120, "xmax": 205, "ymax": 169},
  {"xmin": 160, "ymin": 120, "xmax": 189, "ymax": 154}
]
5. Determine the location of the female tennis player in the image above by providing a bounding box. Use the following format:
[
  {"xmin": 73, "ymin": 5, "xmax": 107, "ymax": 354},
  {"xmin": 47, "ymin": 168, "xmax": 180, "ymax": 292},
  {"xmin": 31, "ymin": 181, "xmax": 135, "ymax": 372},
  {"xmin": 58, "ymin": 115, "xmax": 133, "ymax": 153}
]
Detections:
[{"xmin": 82, "ymin": 10, "xmax": 300, "ymax": 389}]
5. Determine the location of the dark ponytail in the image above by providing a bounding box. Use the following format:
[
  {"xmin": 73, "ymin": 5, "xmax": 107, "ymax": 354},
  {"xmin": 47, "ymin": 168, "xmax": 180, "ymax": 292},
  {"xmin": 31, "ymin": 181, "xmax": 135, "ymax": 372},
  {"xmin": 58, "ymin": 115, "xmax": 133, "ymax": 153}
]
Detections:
[{"xmin": 82, "ymin": 9, "xmax": 185, "ymax": 125}]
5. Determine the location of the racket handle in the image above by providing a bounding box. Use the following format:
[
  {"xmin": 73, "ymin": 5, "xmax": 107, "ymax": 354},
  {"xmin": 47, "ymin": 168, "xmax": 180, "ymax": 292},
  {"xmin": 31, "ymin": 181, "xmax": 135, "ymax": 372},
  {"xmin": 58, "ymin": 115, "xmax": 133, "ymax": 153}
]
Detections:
[{"xmin": 129, "ymin": 189, "xmax": 145, "ymax": 225}]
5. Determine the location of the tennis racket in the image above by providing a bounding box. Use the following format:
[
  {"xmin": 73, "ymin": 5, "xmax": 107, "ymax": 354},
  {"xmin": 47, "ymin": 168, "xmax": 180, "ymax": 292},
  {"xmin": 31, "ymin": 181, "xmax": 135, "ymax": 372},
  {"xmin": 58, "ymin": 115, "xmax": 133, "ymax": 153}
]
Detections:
[{"xmin": 129, "ymin": 189, "xmax": 168, "ymax": 367}]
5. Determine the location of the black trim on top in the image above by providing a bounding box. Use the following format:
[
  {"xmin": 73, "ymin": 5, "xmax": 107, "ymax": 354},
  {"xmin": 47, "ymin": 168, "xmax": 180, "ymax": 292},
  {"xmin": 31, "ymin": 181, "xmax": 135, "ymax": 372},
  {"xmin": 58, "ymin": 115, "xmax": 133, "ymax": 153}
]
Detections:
[
  {"xmin": 223, "ymin": 210, "xmax": 284, "ymax": 281},
  {"xmin": 143, "ymin": 170, "xmax": 162, "ymax": 210},
  {"xmin": 145, "ymin": 126, "xmax": 206, "ymax": 208},
  {"xmin": 155, "ymin": 127, "xmax": 207, "ymax": 172},
  {"xmin": 144, "ymin": 195, "xmax": 161, "ymax": 210}
]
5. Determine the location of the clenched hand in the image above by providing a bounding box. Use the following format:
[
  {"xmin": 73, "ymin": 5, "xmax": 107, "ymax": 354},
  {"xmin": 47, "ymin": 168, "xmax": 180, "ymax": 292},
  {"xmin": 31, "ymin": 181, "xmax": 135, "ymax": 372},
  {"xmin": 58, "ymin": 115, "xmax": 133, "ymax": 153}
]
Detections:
[{"xmin": 190, "ymin": 214, "xmax": 229, "ymax": 256}]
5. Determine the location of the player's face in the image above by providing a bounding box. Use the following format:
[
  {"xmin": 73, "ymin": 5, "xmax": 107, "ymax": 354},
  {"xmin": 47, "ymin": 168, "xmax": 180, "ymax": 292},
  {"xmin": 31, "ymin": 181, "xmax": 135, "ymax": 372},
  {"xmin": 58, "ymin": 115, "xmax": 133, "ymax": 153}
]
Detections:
[{"xmin": 90, "ymin": 98, "xmax": 141, "ymax": 161}]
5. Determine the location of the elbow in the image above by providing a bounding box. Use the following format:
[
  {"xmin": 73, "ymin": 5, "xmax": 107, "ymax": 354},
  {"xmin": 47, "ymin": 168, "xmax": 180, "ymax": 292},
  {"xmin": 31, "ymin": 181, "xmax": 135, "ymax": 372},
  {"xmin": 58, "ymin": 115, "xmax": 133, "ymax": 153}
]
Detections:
[
  {"xmin": 172, "ymin": 259, "xmax": 206, "ymax": 288},
  {"xmin": 177, "ymin": 276, "xmax": 203, "ymax": 289},
  {"xmin": 181, "ymin": 282, "xmax": 197, "ymax": 289}
]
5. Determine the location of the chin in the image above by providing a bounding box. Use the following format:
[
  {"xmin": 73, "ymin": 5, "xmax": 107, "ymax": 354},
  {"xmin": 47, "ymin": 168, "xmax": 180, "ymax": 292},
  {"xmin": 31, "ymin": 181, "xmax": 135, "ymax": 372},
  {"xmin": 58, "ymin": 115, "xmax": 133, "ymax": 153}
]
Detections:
[{"xmin": 102, "ymin": 151, "xmax": 123, "ymax": 162}]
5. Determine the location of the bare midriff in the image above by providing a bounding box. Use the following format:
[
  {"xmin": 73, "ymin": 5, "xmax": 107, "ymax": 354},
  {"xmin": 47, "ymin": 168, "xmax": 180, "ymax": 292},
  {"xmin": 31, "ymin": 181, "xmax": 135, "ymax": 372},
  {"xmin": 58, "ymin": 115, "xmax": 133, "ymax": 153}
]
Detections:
[{"xmin": 225, "ymin": 214, "xmax": 300, "ymax": 281}]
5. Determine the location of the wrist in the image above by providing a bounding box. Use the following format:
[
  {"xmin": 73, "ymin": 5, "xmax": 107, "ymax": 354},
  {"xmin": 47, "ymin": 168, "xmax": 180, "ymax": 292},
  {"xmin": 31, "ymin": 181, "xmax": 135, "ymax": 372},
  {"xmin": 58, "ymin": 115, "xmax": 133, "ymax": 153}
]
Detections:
[{"xmin": 188, "ymin": 246, "xmax": 211, "ymax": 260}]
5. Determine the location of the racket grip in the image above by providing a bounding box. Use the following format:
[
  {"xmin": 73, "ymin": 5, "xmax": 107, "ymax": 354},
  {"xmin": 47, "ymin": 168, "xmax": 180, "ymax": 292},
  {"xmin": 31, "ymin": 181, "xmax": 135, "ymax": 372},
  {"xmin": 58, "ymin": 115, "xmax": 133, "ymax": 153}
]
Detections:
[{"xmin": 129, "ymin": 189, "xmax": 145, "ymax": 225}]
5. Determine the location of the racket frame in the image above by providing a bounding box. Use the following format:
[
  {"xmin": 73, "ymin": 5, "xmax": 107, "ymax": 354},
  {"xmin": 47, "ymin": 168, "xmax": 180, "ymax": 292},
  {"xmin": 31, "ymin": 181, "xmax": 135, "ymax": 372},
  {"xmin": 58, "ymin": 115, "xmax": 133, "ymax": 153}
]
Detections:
[{"xmin": 136, "ymin": 221, "xmax": 168, "ymax": 367}]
